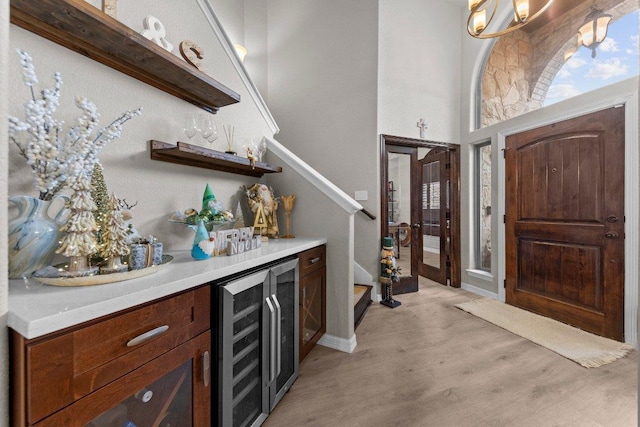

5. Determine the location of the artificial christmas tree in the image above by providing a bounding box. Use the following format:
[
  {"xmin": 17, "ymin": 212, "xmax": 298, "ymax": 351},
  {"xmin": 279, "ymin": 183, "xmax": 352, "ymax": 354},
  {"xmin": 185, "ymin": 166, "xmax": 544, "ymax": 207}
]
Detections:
[
  {"xmin": 91, "ymin": 162, "xmax": 110, "ymax": 262},
  {"xmin": 56, "ymin": 171, "xmax": 99, "ymax": 275},
  {"xmin": 100, "ymin": 193, "xmax": 130, "ymax": 273}
]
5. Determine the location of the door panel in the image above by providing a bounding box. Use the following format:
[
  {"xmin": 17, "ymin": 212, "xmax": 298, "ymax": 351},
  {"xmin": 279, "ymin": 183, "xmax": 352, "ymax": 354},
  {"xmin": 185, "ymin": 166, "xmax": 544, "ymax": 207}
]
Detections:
[
  {"xmin": 383, "ymin": 146, "xmax": 418, "ymax": 294},
  {"xmin": 419, "ymin": 150, "xmax": 448, "ymax": 284},
  {"xmin": 505, "ymin": 106, "xmax": 625, "ymax": 341},
  {"xmin": 380, "ymin": 135, "xmax": 461, "ymax": 293}
]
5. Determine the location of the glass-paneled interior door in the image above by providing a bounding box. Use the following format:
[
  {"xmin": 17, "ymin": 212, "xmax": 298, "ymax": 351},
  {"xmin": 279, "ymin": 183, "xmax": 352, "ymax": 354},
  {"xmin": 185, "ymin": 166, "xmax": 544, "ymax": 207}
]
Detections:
[
  {"xmin": 383, "ymin": 145, "xmax": 419, "ymax": 294},
  {"xmin": 419, "ymin": 150, "xmax": 450, "ymax": 285}
]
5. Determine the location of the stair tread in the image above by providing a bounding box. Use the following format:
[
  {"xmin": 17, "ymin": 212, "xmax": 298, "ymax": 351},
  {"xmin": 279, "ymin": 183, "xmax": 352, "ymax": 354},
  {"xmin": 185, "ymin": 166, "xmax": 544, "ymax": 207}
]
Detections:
[{"xmin": 354, "ymin": 284, "xmax": 372, "ymax": 306}]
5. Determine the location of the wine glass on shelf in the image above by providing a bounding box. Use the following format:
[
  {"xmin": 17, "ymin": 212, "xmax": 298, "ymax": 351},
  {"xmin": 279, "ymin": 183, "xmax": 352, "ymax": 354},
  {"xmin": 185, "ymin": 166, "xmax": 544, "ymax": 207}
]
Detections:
[
  {"xmin": 199, "ymin": 114, "xmax": 218, "ymax": 146},
  {"xmin": 182, "ymin": 114, "xmax": 198, "ymax": 142},
  {"xmin": 256, "ymin": 137, "xmax": 267, "ymax": 162}
]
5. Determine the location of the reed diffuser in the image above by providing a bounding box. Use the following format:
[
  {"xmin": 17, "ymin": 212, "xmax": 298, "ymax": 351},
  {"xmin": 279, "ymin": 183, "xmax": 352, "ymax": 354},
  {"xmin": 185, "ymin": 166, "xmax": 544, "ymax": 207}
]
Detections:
[{"xmin": 223, "ymin": 125, "xmax": 236, "ymax": 155}]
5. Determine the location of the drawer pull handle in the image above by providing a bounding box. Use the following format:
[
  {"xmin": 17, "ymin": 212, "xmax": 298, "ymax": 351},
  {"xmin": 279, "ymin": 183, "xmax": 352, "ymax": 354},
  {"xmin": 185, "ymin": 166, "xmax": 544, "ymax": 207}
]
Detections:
[
  {"xmin": 202, "ymin": 351, "xmax": 210, "ymax": 387},
  {"xmin": 126, "ymin": 325, "xmax": 169, "ymax": 347},
  {"xmin": 309, "ymin": 257, "xmax": 321, "ymax": 265}
]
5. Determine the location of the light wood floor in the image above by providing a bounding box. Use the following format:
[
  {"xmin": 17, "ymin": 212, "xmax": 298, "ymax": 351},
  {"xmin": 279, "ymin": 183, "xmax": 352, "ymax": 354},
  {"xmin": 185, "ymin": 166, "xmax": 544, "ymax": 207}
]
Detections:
[
  {"xmin": 395, "ymin": 249, "xmax": 440, "ymax": 275},
  {"xmin": 265, "ymin": 278, "xmax": 637, "ymax": 427}
]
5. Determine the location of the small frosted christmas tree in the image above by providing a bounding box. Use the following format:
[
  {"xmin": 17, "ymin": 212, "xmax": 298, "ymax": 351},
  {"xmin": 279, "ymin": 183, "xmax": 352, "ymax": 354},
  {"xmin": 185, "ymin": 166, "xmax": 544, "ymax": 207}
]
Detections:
[
  {"xmin": 56, "ymin": 171, "xmax": 99, "ymax": 275},
  {"xmin": 99, "ymin": 193, "xmax": 130, "ymax": 273},
  {"xmin": 91, "ymin": 162, "xmax": 110, "ymax": 262}
]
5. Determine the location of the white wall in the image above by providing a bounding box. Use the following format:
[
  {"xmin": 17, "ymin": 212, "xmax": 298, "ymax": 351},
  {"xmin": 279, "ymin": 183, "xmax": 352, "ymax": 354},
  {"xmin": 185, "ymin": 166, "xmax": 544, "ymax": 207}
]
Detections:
[
  {"xmin": 1, "ymin": 1, "xmax": 9, "ymax": 424},
  {"xmin": 205, "ymin": 0, "xmax": 463, "ymax": 295},
  {"xmin": 266, "ymin": 0, "xmax": 381, "ymax": 282},
  {"xmin": 378, "ymin": 0, "xmax": 462, "ymax": 143},
  {"xmin": 8, "ymin": 1, "xmax": 275, "ymax": 256}
]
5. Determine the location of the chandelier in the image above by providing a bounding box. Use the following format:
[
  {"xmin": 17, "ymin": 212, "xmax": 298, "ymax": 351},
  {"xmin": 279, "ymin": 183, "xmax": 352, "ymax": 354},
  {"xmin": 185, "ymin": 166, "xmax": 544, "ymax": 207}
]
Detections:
[
  {"xmin": 467, "ymin": 0, "xmax": 554, "ymax": 39},
  {"xmin": 578, "ymin": 6, "xmax": 612, "ymax": 58}
]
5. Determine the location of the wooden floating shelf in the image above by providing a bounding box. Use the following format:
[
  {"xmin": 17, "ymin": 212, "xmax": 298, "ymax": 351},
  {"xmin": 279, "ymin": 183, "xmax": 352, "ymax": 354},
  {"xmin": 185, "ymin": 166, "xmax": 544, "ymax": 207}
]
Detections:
[
  {"xmin": 150, "ymin": 140, "xmax": 282, "ymax": 178},
  {"xmin": 10, "ymin": 0, "xmax": 240, "ymax": 114}
]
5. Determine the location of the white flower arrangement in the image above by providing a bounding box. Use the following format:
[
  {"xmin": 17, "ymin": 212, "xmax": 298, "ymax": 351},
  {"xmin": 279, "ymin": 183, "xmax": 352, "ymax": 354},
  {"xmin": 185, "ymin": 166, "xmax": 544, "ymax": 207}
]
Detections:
[{"xmin": 8, "ymin": 49, "xmax": 142, "ymax": 201}]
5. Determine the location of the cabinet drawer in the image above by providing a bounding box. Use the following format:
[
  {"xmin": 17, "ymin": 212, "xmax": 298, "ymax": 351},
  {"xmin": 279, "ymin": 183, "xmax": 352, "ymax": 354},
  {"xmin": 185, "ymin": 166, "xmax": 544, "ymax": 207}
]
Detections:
[
  {"xmin": 298, "ymin": 245, "xmax": 326, "ymax": 276},
  {"xmin": 15, "ymin": 286, "xmax": 210, "ymax": 425}
]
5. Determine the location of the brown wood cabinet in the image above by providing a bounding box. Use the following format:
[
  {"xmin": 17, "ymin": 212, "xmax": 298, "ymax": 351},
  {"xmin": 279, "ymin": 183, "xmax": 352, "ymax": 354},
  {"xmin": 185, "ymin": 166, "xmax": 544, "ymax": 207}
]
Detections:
[
  {"xmin": 11, "ymin": 286, "xmax": 211, "ymax": 427},
  {"xmin": 298, "ymin": 245, "xmax": 326, "ymax": 362}
]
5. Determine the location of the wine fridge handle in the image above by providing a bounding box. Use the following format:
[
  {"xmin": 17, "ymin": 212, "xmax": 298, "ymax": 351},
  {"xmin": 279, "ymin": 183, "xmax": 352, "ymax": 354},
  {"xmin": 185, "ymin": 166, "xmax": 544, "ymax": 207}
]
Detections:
[
  {"xmin": 266, "ymin": 297, "xmax": 277, "ymax": 382},
  {"xmin": 272, "ymin": 294, "xmax": 282, "ymax": 377}
]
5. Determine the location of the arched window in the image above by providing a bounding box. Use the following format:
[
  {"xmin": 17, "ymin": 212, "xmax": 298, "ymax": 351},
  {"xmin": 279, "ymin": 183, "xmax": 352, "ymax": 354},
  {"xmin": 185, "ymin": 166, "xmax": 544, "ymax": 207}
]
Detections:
[
  {"xmin": 545, "ymin": 10, "xmax": 639, "ymax": 106},
  {"xmin": 479, "ymin": 1, "xmax": 638, "ymax": 128}
]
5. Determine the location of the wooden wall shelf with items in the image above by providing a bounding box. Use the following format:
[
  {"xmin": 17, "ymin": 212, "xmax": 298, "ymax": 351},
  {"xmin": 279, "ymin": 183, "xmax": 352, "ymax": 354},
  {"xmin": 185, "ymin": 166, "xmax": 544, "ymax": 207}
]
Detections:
[
  {"xmin": 150, "ymin": 140, "xmax": 283, "ymax": 178},
  {"xmin": 11, "ymin": 286, "xmax": 211, "ymax": 427},
  {"xmin": 298, "ymin": 245, "xmax": 327, "ymax": 362},
  {"xmin": 10, "ymin": 0, "xmax": 240, "ymax": 114}
]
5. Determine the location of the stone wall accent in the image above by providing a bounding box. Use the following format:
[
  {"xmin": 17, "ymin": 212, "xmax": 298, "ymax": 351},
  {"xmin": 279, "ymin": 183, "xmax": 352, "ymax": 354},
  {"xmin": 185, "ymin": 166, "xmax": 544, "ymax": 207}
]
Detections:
[
  {"xmin": 481, "ymin": 29, "xmax": 541, "ymax": 127},
  {"xmin": 481, "ymin": 0, "xmax": 637, "ymax": 128}
]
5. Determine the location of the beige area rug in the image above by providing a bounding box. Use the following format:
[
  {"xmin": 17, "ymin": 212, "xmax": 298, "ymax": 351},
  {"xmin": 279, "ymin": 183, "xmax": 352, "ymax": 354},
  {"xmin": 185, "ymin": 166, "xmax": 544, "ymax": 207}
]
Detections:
[{"xmin": 455, "ymin": 298, "xmax": 634, "ymax": 368}]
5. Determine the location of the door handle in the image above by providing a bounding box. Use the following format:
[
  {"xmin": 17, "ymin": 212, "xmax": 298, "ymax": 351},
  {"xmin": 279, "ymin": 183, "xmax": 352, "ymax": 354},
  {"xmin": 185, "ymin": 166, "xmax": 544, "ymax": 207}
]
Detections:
[
  {"xmin": 412, "ymin": 223, "xmax": 420, "ymax": 229},
  {"xmin": 266, "ymin": 297, "xmax": 277, "ymax": 382},
  {"xmin": 272, "ymin": 294, "xmax": 282, "ymax": 378},
  {"xmin": 202, "ymin": 350, "xmax": 210, "ymax": 387},
  {"xmin": 126, "ymin": 325, "xmax": 169, "ymax": 347},
  {"xmin": 605, "ymin": 232, "xmax": 619, "ymax": 239}
]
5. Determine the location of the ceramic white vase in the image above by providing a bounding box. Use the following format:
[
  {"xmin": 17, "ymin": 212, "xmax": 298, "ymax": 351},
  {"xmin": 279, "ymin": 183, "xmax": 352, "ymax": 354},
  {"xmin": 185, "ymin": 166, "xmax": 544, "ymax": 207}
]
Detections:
[{"xmin": 8, "ymin": 195, "xmax": 69, "ymax": 279}]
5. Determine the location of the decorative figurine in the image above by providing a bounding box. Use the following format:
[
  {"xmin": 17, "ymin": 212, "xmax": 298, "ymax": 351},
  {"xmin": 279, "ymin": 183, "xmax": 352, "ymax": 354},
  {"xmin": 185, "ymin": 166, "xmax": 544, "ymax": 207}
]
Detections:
[
  {"xmin": 280, "ymin": 194, "xmax": 296, "ymax": 239},
  {"xmin": 99, "ymin": 193, "xmax": 130, "ymax": 274},
  {"xmin": 119, "ymin": 199, "xmax": 141, "ymax": 244},
  {"xmin": 191, "ymin": 219, "xmax": 213, "ymax": 260},
  {"xmin": 179, "ymin": 40, "xmax": 205, "ymax": 71},
  {"xmin": 141, "ymin": 15, "xmax": 174, "ymax": 52},
  {"xmin": 251, "ymin": 199, "xmax": 269, "ymax": 237},
  {"xmin": 243, "ymin": 183, "xmax": 279, "ymax": 239},
  {"xmin": 379, "ymin": 236, "xmax": 401, "ymax": 308},
  {"xmin": 246, "ymin": 146, "xmax": 256, "ymax": 169}
]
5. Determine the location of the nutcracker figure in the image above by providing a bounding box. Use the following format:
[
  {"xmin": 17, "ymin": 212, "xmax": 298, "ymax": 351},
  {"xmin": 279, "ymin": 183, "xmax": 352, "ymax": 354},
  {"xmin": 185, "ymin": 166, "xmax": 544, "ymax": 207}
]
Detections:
[{"xmin": 379, "ymin": 236, "xmax": 401, "ymax": 308}]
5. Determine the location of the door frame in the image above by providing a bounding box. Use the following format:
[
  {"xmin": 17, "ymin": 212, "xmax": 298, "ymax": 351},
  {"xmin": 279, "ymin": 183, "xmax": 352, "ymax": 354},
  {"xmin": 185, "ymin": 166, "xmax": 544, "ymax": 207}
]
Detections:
[
  {"xmin": 496, "ymin": 93, "xmax": 639, "ymax": 346},
  {"xmin": 380, "ymin": 134, "xmax": 461, "ymax": 289}
]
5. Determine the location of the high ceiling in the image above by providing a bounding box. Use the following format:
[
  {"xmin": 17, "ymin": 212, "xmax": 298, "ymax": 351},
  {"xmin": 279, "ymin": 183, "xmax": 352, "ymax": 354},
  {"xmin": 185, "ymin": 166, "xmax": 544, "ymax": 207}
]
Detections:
[{"xmin": 446, "ymin": 0, "xmax": 589, "ymax": 33}]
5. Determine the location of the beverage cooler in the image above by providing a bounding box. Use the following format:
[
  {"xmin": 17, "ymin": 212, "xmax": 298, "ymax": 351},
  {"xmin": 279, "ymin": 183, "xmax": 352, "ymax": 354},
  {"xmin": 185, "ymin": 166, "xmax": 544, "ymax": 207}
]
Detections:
[{"xmin": 215, "ymin": 258, "xmax": 299, "ymax": 427}]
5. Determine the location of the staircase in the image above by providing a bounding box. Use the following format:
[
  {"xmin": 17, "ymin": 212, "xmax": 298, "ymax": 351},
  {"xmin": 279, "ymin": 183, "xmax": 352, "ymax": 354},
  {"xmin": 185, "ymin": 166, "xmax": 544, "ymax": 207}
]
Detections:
[{"xmin": 354, "ymin": 284, "xmax": 373, "ymax": 329}]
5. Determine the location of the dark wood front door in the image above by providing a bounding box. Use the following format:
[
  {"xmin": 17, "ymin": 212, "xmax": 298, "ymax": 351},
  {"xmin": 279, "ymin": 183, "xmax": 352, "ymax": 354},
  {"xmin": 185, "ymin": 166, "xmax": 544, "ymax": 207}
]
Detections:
[{"xmin": 505, "ymin": 106, "xmax": 625, "ymax": 341}]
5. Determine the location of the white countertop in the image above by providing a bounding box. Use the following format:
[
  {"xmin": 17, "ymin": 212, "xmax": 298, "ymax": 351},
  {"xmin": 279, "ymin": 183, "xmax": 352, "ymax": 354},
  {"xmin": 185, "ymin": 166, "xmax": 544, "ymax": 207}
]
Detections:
[{"xmin": 8, "ymin": 237, "xmax": 326, "ymax": 339}]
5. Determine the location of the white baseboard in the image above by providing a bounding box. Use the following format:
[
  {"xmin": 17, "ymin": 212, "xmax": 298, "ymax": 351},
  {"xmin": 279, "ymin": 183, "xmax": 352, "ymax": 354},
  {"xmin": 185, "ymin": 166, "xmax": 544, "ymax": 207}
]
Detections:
[
  {"xmin": 461, "ymin": 282, "xmax": 499, "ymax": 300},
  {"xmin": 317, "ymin": 333, "xmax": 357, "ymax": 353}
]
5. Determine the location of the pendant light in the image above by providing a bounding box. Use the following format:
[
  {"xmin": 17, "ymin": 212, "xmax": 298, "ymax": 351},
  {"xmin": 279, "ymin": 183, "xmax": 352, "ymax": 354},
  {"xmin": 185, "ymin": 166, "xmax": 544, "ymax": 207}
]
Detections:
[
  {"xmin": 578, "ymin": 6, "xmax": 612, "ymax": 58},
  {"xmin": 468, "ymin": 0, "xmax": 553, "ymax": 39}
]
